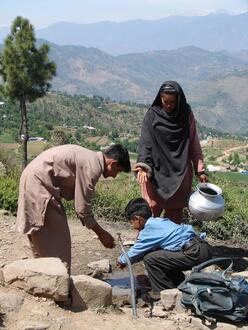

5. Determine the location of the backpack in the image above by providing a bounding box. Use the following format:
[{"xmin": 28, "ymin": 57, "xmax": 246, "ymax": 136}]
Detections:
[{"xmin": 178, "ymin": 257, "xmax": 248, "ymax": 323}]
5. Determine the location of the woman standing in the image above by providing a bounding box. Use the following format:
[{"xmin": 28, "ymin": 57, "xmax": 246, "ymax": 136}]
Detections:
[{"xmin": 134, "ymin": 81, "xmax": 207, "ymax": 224}]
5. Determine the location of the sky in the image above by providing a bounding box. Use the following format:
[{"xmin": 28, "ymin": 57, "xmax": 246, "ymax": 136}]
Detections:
[{"xmin": 1, "ymin": 0, "xmax": 248, "ymax": 28}]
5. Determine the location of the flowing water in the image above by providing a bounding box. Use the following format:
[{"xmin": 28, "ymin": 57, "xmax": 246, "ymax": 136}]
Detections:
[{"xmin": 104, "ymin": 270, "xmax": 151, "ymax": 296}]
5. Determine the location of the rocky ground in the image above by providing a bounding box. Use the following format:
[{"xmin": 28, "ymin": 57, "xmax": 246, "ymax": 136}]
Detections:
[{"xmin": 1, "ymin": 213, "xmax": 248, "ymax": 330}]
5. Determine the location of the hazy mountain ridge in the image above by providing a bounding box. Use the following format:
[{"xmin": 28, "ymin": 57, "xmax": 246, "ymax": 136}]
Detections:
[
  {"xmin": 1, "ymin": 41, "xmax": 248, "ymax": 134},
  {"xmin": 44, "ymin": 42, "xmax": 247, "ymax": 103},
  {"xmin": 1, "ymin": 13, "xmax": 248, "ymax": 55},
  {"xmin": 4, "ymin": 13, "xmax": 247, "ymax": 55}
]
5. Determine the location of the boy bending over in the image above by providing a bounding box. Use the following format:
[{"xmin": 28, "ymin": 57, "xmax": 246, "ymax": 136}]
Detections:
[{"xmin": 117, "ymin": 198, "xmax": 212, "ymax": 292}]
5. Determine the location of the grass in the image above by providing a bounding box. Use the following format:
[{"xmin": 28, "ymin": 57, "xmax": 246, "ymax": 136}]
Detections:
[
  {"xmin": 212, "ymin": 171, "xmax": 248, "ymax": 184},
  {"xmin": 0, "ymin": 142, "xmax": 19, "ymax": 150},
  {"xmin": 129, "ymin": 152, "xmax": 138, "ymax": 160},
  {"xmin": 27, "ymin": 141, "xmax": 47, "ymax": 156},
  {"xmin": 0, "ymin": 133, "xmax": 16, "ymax": 144}
]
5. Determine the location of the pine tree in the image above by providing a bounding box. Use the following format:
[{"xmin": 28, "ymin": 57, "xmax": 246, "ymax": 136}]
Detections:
[{"xmin": 0, "ymin": 16, "xmax": 56, "ymax": 168}]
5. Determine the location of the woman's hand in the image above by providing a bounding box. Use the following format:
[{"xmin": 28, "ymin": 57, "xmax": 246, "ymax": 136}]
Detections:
[{"xmin": 133, "ymin": 167, "xmax": 148, "ymax": 184}]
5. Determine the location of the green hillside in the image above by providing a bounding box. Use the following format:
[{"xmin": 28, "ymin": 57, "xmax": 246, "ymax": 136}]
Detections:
[
  {"xmin": 1, "ymin": 41, "xmax": 248, "ymax": 134},
  {"xmin": 0, "ymin": 92, "xmax": 236, "ymax": 151}
]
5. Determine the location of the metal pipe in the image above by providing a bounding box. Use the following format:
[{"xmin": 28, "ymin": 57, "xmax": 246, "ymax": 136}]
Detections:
[{"xmin": 117, "ymin": 233, "xmax": 138, "ymax": 319}]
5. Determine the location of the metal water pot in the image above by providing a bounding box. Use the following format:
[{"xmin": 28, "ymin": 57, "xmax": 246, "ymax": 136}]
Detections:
[{"xmin": 188, "ymin": 182, "xmax": 224, "ymax": 221}]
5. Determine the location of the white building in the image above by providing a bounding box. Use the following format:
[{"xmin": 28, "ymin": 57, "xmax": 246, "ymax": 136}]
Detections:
[
  {"xmin": 207, "ymin": 164, "xmax": 220, "ymax": 172},
  {"xmin": 83, "ymin": 125, "xmax": 96, "ymax": 131}
]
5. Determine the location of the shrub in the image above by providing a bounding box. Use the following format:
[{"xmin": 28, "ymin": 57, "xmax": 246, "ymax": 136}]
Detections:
[
  {"xmin": 0, "ymin": 176, "xmax": 19, "ymax": 214},
  {"xmin": 0, "ymin": 162, "xmax": 6, "ymax": 177},
  {"xmin": 92, "ymin": 173, "xmax": 140, "ymax": 222}
]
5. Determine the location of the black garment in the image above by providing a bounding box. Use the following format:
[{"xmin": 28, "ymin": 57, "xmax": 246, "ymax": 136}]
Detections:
[
  {"xmin": 143, "ymin": 240, "xmax": 212, "ymax": 292},
  {"xmin": 137, "ymin": 81, "xmax": 191, "ymax": 200}
]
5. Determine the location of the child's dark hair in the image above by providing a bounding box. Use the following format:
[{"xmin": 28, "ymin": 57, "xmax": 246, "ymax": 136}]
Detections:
[
  {"xmin": 125, "ymin": 198, "xmax": 152, "ymax": 221},
  {"xmin": 103, "ymin": 144, "xmax": 131, "ymax": 172}
]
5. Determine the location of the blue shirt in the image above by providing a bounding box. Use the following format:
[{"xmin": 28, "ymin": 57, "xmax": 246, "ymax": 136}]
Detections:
[{"xmin": 118, "ymin": 217, "xmax": 196, "ymax": 265}]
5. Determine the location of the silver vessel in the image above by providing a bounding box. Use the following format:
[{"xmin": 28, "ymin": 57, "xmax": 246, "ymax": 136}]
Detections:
[{"xmin": 188, "ymin": 182, "xmax": 224, "ymax": 221}]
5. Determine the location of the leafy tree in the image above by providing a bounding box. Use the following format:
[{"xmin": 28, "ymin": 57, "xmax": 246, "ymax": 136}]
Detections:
[
  {"xmin": 111, "ymin": 129, "xmax": 119, "ymax": 139},
  {"xmin": 0, "ymin": 16, "xmax": 56, "ymax": 168},
  {"xmin": 233, "ymin": 152, "xmax": 240, "ymax": 165},
  {"xmin": 51, "ymin": 128, "xmax": 68, "ymax": 146}
]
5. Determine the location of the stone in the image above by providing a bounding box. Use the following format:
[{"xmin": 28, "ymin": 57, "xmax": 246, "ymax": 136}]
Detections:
[
  {"xmin": 3, "ymin": 258, "xmax": 69, "ymax": 302},
  {"xmin": 87, "ymin": 259, "xmax": 111, "ymax": 273},
  {"xmin": 0, "ymin": 291, "xmax": 24, "ymax": 313},
  {"xmin": 160, "ymin": 288, "xmax": 184, "ymax": 312},
  {"xmin": 70, "ymin": 274, "xmax": 112, "ymax": 312},
  {"xmin": 0, "ymin": 268, "xmax": 4, "ymax": 284},
  {"xmin": 17, "ymin": 322, "xmax": 51, "ymax": 330},
  {"xmin": 201, "ymin": 265, "xmax": 216, "ymax": 273},
  {"xmin": 215, "ymin": 322, "xmax": 237, "ymax": 330},
  {"xmin": 112, "ymin": 292, "xmax": 131, "ymax": 306},
  {"xmin": 123, "ymin": 240, "xmax": 135, "ymax": 246},
  {"xmin": 151, "ymin": 305, "xmax": 166, "ymax": 318},
  {"xmin": 191, "ymin": 316, "xmax": 211, "ymax": 330}
]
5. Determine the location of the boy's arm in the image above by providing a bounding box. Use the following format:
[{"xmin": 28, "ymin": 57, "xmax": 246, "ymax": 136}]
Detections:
[{"xmin": 118, "ymin": 230, "xmax": 160, "ymax": 265}]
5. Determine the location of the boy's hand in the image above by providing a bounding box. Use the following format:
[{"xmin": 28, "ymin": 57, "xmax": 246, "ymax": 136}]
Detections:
[
  {"xmin": 92, "ymin": 223, "xmax": 115, "ymax": 248},
  {"xmin": 117, "ymin": 261, "xmax": 126, "ymax": 269},
  {"xmin": 98, "ymin": 230, "xmax": 115, "ymax": 248}
]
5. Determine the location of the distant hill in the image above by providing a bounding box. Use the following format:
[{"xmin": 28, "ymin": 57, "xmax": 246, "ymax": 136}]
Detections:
[
  {"xmin": 0, "ymin": 92, "xmax": 234, "ymax": 150},
  {"xmin": 0, "ymin": 40, "xmax": 248, "ymax": 134},
  {"xmin": 190, "ymin": 69, "xmax": 248, "ymax": 134},
  {"xmin": 15, "ymin": 13, "xmax": 248, "ymax": 55},
  {"xmin": 44, "ymin": 42, "xmax": 246, "ymax": 102},
  {"xmin": 46, "ymin": 43, "xmax": 248, "ymax": 134},
  {"xmin": 1, "ymin": 13, "xmax": 248, "ymax": 55}
]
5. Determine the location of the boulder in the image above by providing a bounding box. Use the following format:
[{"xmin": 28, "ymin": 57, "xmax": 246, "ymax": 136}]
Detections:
[
  {"xmin": 3, "ymin": 258, "xmax": 69, "ymax": 301},
  {"xmin": 160, "ymin": 288, "xmax": 184, "ymax": 312},
  {"xmin": 70, "ymin": 274, "xmax": 112, "ymax": 311},
  {"xmin": 87, "ymin": 259, "xmax": 110, "ymax": 273},
  {"xmin": 0, "ymin": 290, "xmax": 25, "ymax": 313}
]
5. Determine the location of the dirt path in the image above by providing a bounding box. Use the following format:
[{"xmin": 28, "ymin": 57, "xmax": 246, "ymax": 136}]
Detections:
[
  {"xmin": 1, "ymin": 214, "xmax": 248, "ymax": 329},
  {"xmin": 216, "ymin": 144, "xmax": 248, "ymax": 162}
]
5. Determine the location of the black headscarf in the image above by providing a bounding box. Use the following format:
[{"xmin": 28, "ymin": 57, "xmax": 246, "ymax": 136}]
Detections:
[{"xmin": 137, "ymin": 81, "xmax": 191, "ymax": 199}]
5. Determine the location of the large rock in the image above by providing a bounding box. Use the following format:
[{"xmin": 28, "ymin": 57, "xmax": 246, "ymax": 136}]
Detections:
[
  {"xmin": 0, "ymin": 290, "xmax": 25, "ymax": 313},
  {"xmin": 87, "ymin": 259, "xmax": 110, "ymax": 273},
  {"xmin": 70, "ymin": 274, "xmax": 112, "ymax": 311},
  {"xmin": 160, "ymin": 288, "xmax": 184, "ymax": 312},
  {"xmin": 3, "ymin": 258, "xmax": 69, "ymax": 301}
]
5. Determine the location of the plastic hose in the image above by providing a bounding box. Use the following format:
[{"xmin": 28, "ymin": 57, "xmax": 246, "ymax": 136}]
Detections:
[{"xmin": 117, "ymin": 233, "xmax": 137, "ymax": 319}]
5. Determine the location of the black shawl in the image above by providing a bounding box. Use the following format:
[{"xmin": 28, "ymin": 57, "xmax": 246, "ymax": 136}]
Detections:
[{"xmin": 137, "ymin": 81, "xmax": 191, "ymax": 199}]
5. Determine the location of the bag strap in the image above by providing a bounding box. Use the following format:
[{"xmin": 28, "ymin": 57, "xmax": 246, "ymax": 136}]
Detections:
[
  {"xmin": 192, "ymin": 257, "xmax": 233, "ymax": 272},
  {"xmin": 190, "ymin": 287, "xmax": 217, "ymax": 323}
]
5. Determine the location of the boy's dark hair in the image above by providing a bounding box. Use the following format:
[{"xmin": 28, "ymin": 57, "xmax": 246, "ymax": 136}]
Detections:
[
  {"xmin": 125, "ymin": 197, "xmax": 152, "ymax": 221},
  {"xmin": 103, "ymin": 144, "xmax": 131, "ymax": 172}
]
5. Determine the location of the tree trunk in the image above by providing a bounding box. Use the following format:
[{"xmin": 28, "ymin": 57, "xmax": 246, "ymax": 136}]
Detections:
[{"xmin": 20, "ymin": 96, "xmax": 29, "ymax": 169}]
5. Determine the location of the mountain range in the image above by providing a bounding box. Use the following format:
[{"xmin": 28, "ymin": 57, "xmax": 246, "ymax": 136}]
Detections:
[
  {"xmin": 38, "ymin": 42, "xmax": 247, "ymax": 134},
  {"xmin": 1, "ymin": 13, "xmax": 248, "ymax": 55},
  {"xmin": 0, "ymin": 13, "xmax": 248, "ymax": 135},
  {"xmin": 1, "ymin": 40, "xmax": 248, "ymax": 134}
]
